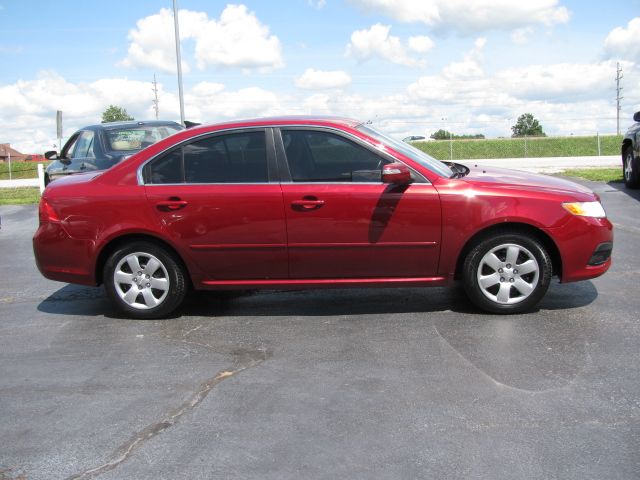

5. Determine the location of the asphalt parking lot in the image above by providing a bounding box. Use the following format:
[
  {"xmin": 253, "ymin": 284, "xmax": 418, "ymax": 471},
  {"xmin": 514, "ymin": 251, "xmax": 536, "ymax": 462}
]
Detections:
[{"xmin": 1, "ymin": 179, "xmax": 639, "ymax": 480}]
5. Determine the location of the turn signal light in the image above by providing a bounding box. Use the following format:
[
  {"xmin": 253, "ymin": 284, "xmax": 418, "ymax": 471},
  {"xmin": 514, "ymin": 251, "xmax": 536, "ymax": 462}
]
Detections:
[{"xmin": 561, "ymin": 201, "xmax": 606, "ymax": 218}]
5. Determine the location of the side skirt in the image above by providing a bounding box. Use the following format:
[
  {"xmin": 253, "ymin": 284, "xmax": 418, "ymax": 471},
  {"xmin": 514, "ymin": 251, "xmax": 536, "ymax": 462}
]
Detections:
[{"xmin": 198, "ymin": 276, "xmax": 450, "ymax": 290}]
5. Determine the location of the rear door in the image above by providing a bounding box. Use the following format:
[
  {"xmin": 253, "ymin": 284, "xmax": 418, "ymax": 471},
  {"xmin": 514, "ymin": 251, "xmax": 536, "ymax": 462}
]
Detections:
[
  {"xmin": 142, "ymin": 128, "xmax": 288, "ymax": 282},
  {"xmin": 276, "ymin": 127, "xmax": 442, "ymax": 279}
]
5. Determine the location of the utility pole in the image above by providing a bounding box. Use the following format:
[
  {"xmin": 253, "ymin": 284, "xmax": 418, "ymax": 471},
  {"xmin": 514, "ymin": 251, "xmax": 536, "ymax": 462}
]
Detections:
[
  {"xmin": 616, "ymin": 62, "xmax": 623, "ymax": 135},
  {"xmin": 152, "ymin": 74, "xmax": 160, "ymax": 120},
  {"xmin": 173, "ymin": 0, "xmax": 186, "ymax": 126}
]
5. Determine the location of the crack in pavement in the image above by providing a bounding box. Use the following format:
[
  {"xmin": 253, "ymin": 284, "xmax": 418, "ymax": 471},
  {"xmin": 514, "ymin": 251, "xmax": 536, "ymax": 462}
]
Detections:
[{"xmin": 65, "ymin": 349, "xmax": 270, "ymax": 480}]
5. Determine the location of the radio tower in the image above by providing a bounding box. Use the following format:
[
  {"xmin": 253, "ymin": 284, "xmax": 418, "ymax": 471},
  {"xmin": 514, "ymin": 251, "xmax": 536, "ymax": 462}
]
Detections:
[
  {"xmin": 152, "ymin": 74, "xmax": 160, "ymax": 120},
  {"xmin": 616, "ymin": 62, "xmax": 623, "ymax": 135}
]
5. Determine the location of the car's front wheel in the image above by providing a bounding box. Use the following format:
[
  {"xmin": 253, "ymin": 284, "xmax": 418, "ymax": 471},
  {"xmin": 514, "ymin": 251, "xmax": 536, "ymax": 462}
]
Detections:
[
  {"xmin": 462, "ymin": 232, "xmax": 552, "ymax": 314},
  {"xmin": 103, "ymin": 241, "xmax": 187, "ymax": 319},
  {"xmin": 624, "ymin": 148, "xmax": 639, "ymax": 188}
]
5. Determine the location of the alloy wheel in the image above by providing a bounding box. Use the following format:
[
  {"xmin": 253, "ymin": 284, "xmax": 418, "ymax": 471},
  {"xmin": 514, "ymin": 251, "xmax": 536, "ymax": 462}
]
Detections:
[
  {"xmin": 476, "ymin": 243, "xmax": 540, "ymax": 305},
  {"xmin": 113, "ymin": 252, "xmax": 170, "ymax": 310}
]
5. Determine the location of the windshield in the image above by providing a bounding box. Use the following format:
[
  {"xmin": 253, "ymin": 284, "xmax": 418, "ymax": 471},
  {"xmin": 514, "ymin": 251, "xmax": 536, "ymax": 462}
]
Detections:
[
  {"xmin": 357, "ymin": 125, "xmax": 454, "ymax": 178},
  {"xmin": 106, "ymin": 125, "xmax": 182, "ymax": 152}
]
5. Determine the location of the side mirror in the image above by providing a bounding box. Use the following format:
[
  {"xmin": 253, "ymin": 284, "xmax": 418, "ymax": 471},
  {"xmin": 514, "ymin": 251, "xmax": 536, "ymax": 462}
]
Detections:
[
  {"xmin": 634, "ymin": 111, "xmax": 640, "ymax": 122},
  {"xmin": 44, "ymin": 150, "xmax": 58, "ymax": 160},
  {"xmin": 382, "ymin": 162, "xmax": 412, "ymax": 184}
]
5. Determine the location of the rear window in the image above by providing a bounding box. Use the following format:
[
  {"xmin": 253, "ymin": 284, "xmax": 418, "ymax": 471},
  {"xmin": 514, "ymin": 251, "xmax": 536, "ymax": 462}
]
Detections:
[{"xmin": 106, "ymin": 125, "xmax": 181, "ymax": 151}]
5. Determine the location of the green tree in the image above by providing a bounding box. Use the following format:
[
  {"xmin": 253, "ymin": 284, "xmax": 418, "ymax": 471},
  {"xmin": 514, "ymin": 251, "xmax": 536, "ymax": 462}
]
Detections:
[
  {"xmin": 430, "ymin": 129, "xmax": 452, "ymax": 140},
  {"xmin": 101, "ymin": 105, "xmax": 134, "ymax": 123},
  {"xmin": 511, "ymin": 113, "xmax": 546, "ymax": 137},
  {"xmin": 431, "ymin": 129, "xmax": 485, "ymax": 140}
]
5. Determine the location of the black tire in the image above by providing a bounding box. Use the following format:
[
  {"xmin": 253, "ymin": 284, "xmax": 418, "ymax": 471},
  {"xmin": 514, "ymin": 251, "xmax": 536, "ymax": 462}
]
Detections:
[
  {"xmin": 462, "ymin": 231, "xmax": 552, "ymax": 314},
  {"xmin": 623, "ymin": 148, "xmax": 640, "ymax": 189},
  {"xmin": 103, "ymin": 241, "xmax": 187, "ymax": 319}
]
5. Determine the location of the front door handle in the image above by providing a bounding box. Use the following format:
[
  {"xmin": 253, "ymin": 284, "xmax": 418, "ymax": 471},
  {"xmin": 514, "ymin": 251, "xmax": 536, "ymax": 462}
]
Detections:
[
  {"xmin": 291, "ymin": 197, "xmax": 325, "ymax": 211},
  {"xmin": 156, "ymin": 199, "xmax": 188, "ymax": 211}
]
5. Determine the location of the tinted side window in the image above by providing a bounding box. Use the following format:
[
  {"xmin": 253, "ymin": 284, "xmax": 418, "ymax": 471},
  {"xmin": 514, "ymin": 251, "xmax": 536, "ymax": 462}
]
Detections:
[
  {"xmin": 145, "ymin": 149, "xmax": 183, "ymax": 184},
  {"xmin": 184, "ymin": 131, "xmax": 267, "ymax": 183},
  {"xmin": 144, "ymin": 130, "xmax": 268, "ymax": 184},
  {"xmin": 282, "ymin": 130, "xmax": 386, "ymax": 182}
]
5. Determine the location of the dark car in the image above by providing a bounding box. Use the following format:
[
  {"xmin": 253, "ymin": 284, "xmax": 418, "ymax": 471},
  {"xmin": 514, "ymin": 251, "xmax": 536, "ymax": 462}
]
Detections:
[
  {"xmin": 44, "ymin": 120, "xmax": 183, "ymax": 185},
  {"xmin": 402, "ymin": 135, "xmax": 426, "ymax": 143},
  {"xmin": 622, "ymin": 111, "xmax": 640, "ymax": 188},
  {"xmin": 33, "ymin": 116, "xmax": 612, "ymax": 319}
]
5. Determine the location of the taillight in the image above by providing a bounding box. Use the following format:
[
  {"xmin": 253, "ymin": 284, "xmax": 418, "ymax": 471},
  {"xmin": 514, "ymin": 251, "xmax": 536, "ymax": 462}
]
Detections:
[{"xmin": 39, "ymin": 198, "xmax": 60, "ymax": 224}]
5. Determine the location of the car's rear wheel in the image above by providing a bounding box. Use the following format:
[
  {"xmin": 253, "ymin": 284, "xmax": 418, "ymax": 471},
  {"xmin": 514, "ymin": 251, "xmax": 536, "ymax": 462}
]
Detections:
[
  {"xmin": 103, "ymin": 241, "xmax": 187, "ymax": 319},
  {"xmin": 624, "ymin": 148, "xmax": 639, "ymax": 188},
  {"xmin": 462, "ymin": 232, "xmax": 552, "ymax": 314}
]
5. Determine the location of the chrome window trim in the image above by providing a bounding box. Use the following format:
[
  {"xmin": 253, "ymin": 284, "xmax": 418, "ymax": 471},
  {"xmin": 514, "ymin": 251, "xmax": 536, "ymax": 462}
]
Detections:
[
  {"xmin": 144, "ymin": 182, "xmax": 274, "ymax": 187},
  {"xmin": 137, "ymin": 123, "xmax": 430, "ymax": 186}
]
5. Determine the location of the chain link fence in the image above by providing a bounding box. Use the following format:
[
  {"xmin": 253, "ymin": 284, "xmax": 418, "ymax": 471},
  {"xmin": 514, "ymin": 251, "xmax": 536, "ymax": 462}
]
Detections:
[{"xmin": 409, "ymin": 133, "xmax": 624, "ymax": 162}]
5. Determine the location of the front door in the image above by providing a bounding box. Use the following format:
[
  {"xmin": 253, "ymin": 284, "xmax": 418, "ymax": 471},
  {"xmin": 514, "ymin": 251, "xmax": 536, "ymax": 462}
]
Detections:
[{"xmin": 277, "ymin": 128, "xmax": 441, "ymax": 279}]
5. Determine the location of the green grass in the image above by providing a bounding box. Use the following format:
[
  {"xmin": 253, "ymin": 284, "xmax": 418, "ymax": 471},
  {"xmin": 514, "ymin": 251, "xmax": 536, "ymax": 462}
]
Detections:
[
  {"xmin": 0, "ymin": 187, "xmax": 41, "ymax": 205},
  {"xmin": 413, "ymin": 135, "xmax": 623, "ymax": 160},
  {"xmin": 558, "ymin": 167, "xmax": 624, "ymax": 183},
  {"xmin": 0, "ymin": 161, "xmax": 43, "ymax": 180}
]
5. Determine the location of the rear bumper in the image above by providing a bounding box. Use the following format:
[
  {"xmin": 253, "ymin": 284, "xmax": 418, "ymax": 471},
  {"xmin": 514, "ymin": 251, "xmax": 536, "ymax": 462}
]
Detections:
[
  {"xmin": 545, "ymin": 216, "xmax": 613, "ymax": 283},
  {"xmin": 33, "ymin": 222, "xmax": 96, "ymax": 286}
]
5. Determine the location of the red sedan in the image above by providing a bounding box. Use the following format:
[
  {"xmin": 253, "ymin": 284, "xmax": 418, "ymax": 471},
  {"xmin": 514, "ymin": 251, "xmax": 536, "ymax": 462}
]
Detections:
[{"xmin": 33, "ymin": 117, "xmax": 613, "ymax": 319}]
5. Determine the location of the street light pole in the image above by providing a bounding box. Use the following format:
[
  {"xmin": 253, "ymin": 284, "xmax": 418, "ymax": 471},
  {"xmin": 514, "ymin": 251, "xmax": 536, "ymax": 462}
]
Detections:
[{"xmin": 173, "ymin": 0, "xmax": 185, "ymax": 126}]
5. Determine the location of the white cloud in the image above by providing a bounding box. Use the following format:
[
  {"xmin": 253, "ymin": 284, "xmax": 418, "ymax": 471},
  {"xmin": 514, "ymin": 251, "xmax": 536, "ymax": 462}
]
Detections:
[
  {"xmin": 184, "ymin": 83, "xmax": 282, "ymax": 120},
  {"xmin": 120, "ymin": 5, "xmax": 284, "ymax": 73},
  {"xmin": 604, "ymin": 17, "xmax": 640, "ymax": 63},
  {"xmin": 307, "ymin": 0, "xmax": 327, "ymax": 8},
  {"xmin": 119, "ymin": 8, "xmax": 204, "ymax": 73},
  {"xmin": 194, "ymin": 5, "xmax": 284, "ymax": 71},
  {"xmin": 0, "ymin": 71, "xmax": 292, "ymax": 153},
  {"xmin": 511, "ymin": 27, "xmax": 534, "ymax": 44},
  {"xmin": 348, "ymin": 0, "xmax": 570, "ymax": 33},
  {"xmin": 442, "ymin": 37, "xmax": 486, "ymax": 79},
  {"xmin": 346, "ymin": 24, "xmax": 429, "ymax": 67},
  {"xmin": 405, "ymin": 56, "xmax": 640, "ymax": 138},
  {"xmin": 408, "ymin": 36, "xmax": 435, "ymax": 54},
  {"xmin": 496, "ymin": 61, "xmax": 619, "ymax": 102},
  {"xmin": 295, "ymin": 68, "xmax": 352, "ymax": 90}
]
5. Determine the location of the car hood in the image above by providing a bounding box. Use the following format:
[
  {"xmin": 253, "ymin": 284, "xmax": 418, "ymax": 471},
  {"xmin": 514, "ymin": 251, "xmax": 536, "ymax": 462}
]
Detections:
[{"xmin": 459, "ymin": 164, "xmax": 595, "ymax": 197}]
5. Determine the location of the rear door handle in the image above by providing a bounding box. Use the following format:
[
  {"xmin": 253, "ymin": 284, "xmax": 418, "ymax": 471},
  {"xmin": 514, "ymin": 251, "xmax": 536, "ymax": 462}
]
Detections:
[
  {"xmin": 291, "ymin": 198, "xmax": 325, "ymax": 211},
  {"xmin": 156, "ymin": 199, "xmax": 188, "ymax": 211}
]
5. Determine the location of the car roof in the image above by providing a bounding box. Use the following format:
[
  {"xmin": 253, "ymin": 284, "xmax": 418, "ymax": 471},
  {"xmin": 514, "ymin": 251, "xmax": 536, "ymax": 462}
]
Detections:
[{"xmin": 189, "ymin": 116, "xmax": 363, "ymax": 133}]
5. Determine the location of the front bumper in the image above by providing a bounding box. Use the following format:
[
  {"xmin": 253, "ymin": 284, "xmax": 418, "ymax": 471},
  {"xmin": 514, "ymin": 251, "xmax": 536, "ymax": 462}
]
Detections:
[{"xmin": 545, "ymin": 215, "xmax": 613, "ymax": 283}]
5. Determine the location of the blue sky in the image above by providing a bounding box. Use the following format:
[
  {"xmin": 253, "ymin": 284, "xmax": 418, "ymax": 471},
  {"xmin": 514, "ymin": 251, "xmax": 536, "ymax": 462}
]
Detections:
[{"xmin": 1, "ymin": 0, "xmax": 639, "ymax": 152}]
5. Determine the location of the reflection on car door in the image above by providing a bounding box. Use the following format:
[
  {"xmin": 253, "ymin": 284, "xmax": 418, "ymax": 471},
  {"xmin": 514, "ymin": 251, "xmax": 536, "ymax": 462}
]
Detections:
[
  {"xmin": 277, "ymin": 128, "xmax": 442, "ymax": 279},
  {"xmin": 142, "ymin": 128, "xmax": 288, "ymax": 282}
]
